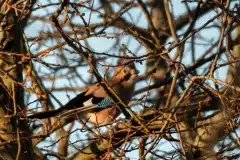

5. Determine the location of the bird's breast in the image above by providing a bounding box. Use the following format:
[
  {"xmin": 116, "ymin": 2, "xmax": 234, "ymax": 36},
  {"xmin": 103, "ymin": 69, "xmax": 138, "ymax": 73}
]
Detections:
[{"xmin": 84, "ymin": 106, "xmax": 119, "ymax": 125}]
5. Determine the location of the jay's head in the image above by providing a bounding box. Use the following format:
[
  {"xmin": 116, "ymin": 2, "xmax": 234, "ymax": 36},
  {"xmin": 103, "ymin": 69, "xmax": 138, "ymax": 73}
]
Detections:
[{"xmin": 114, "ymin": 58, "xmax": 139, "ymax": 84}]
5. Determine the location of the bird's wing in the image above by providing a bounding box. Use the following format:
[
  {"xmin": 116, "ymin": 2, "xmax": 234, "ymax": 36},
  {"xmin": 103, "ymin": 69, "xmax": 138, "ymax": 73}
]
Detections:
[
  {"xmin": 28, "ymin": 89, "xmax": 114, "ymax": 119},
  {"xmin": 26, "ymin": 92, "xmax": 90, "ymax": 119},
  {"xmin": 58, "ymin": 94, "xmax": 114, "ymax": 118}
]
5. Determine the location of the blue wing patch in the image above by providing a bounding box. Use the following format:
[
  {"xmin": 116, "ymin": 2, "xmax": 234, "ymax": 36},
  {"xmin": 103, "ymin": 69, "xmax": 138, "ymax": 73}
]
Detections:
[{"xmin": 97, "ymin": 97, "xmax": 114, "ymax": 108}]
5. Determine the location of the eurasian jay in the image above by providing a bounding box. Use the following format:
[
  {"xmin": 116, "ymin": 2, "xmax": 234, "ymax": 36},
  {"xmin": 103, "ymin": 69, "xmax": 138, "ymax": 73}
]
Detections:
[{"xmin": 28, "ymin": 59, "xmax": 138, "ymax": 125}]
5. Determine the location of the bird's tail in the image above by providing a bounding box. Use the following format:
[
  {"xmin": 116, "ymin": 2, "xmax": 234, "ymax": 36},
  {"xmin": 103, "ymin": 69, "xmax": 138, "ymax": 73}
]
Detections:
[{"xmin": 27, "ymin": 108, "xmax": 63, "ymax": 119}]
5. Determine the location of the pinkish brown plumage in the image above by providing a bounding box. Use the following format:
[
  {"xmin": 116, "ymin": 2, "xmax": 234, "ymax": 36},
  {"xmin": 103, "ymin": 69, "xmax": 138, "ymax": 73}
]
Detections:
[{"xmin": 28, "ymin": 58, "xmax": 138, "ymax": 125}]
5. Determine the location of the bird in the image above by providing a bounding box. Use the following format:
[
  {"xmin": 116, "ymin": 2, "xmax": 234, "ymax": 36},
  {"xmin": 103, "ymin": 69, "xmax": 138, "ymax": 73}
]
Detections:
[{"xmin": 28, "ymin": 58, "xmax": 139, "ymax": 125}]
